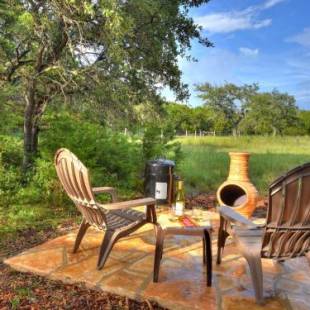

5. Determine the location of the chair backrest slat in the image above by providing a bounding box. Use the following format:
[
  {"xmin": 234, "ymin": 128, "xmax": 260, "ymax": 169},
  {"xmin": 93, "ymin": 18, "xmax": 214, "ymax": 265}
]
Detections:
[
  {"xmin": 55, "ymin": 148, "xmax": 106, "ymax": 229},
  {"xmin": 301, "ymin": 174, "xmax": 310, "ymax": 225},
  {"xmin": 288, "ymin": 178, "xmax": 302, "ymax": 226},
  {"xmin": 69, "ymin": 161, "xmax": 84, "ymax": 200},
  {"xmin": 261, "ymin": 163, "xmax": 310, "ymax": 259},
  {"xmin": 62, "ymin": 159, "xmax": 79, "ymax": 199},
  {"xmin": 57, "ymin": 159, "xmax": 74, "ymax": 198},
  {"xmin": 78, "ymin": 169, "xmax": 93, "ymax": 203}
]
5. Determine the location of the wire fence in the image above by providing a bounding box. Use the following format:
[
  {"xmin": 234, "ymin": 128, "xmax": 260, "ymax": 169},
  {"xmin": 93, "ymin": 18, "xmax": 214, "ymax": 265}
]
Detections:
[{"xmin": 121, "ymin": 128, "xmax": 219, "ymax": 137}]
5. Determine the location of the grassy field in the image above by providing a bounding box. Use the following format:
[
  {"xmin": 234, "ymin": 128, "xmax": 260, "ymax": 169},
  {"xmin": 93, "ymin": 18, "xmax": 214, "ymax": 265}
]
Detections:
[{"xmin": 177, "ymin": 136, "xmax": 310, "ymax": 196}]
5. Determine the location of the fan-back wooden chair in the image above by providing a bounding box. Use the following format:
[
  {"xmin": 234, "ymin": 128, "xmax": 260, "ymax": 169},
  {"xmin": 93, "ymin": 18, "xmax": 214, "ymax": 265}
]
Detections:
[
  {"xmin": 55, "ymin": 148, "xmax": 158, "ymax": 271},
  {"xmin": 216, "ymin": 163, "xmax": 310, "ymax": 304}
]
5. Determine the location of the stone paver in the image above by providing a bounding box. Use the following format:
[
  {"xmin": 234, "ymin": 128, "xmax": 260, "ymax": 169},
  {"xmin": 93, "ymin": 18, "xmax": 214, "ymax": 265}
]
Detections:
[{"xmin": 4, "ymin": 210, "xmax": 310, "ymax": 310}]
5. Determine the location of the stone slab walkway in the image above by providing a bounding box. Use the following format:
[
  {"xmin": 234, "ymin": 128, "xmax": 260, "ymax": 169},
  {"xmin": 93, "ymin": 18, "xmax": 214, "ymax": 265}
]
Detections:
[{"xmin": 4, "ymin": 210, "xmax": 310, "ymax": 310}]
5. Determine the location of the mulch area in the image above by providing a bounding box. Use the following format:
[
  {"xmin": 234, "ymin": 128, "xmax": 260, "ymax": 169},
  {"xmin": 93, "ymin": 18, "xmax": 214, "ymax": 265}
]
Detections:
[
  {"xmin": 0, "ymin": 221, "xmax": 165, "ymax": 310},
  {"xmin": 0, "ymin": 265, "xmax": 164, "ymax": 309},
  {"xmin": 186, "ymin": 193, "xmax": 268, "ymax": 218}
]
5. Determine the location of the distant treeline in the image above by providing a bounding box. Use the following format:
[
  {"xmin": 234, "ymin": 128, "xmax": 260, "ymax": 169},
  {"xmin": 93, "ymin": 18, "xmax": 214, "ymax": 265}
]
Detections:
[{"xmin": 162, "ymin": 83, "xmax": 310, "ymax": 136}]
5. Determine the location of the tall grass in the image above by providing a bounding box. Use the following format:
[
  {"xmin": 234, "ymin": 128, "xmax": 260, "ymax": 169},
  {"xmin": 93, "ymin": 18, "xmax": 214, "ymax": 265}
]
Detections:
[{"xmin": 177, "ymin": 136, "xmax": 310, "ymax": 195}]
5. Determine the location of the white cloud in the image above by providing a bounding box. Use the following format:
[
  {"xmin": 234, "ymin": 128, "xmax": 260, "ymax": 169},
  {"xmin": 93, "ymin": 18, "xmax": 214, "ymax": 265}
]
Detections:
[
  {"xmin": 263, "ymin": 0, "xmax": 286, "ymax": 9},
  {"xmin": 239, "ymin": 47, "xmax": 259, "ymax": 56},
  {"xmin": 195, "ymin": 0, "xmax": 285, "ymax": 34},
  {"xmin": 253, "ymin": 19, "xmax": 272, "ymax": 29},
  {"xmin": 286, "ymin": 28, "xmax": 310, "ymax": 47},
  {"xmin": 195, "ymin": 12, "xmax": 271, "ymax": 33}
]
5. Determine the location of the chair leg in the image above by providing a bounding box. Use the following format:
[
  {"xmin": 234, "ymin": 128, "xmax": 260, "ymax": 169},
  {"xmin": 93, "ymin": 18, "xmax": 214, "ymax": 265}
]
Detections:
[
  {"xmin": 204, "ymin": 229, "xmax": 212, "ymax": 287},
  {"xmin": 153, "ymin": 224, "xmax": 164, "ymax": 282},
  {"xmin": 203, "ymin": 239, "xmax": 206, "ymax": 265},
  {"xmin": 97, "ymin": 230, "xmax": 118, "ymax": 270},
  {"xmin": 73, "ymin": 219, "xmax": 90, "ymax": 253},
  {"xmin": 244, "ymin": 254, "xmax": 264, "ymax": 305},
  {"xmin": 216, "ymin": 216, "xmax": 229, "ymax": 265}
]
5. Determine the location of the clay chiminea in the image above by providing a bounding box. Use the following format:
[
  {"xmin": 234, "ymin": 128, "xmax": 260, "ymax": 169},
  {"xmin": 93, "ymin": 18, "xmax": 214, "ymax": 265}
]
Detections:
[{"xmin": 217, "ymin": 152, "xmax": 258, "ymax": 218}]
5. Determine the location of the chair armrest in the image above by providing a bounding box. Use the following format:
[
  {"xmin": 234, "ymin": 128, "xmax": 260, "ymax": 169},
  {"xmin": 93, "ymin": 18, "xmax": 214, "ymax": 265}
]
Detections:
[
  {"xmin": 98, "ymin": 197, "xmax": 156, "ymax": 211},
  {"xmin": 218, "ymin": 206, "xmax": 259, "ymax": 229},
  {"xmin": 92, "ymin": 187, "xmax": 117, "ymax": 202}
]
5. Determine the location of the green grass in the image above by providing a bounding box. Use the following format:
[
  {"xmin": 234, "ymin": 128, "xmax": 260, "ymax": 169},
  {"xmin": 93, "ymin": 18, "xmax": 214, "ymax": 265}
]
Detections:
[
  {"xmin": 0, "ymin": 203, "xmax": 79, "ymax": 242},
  {"xmin": 177, "ymin": 136, "xmax": 310, "ymax": 195}
]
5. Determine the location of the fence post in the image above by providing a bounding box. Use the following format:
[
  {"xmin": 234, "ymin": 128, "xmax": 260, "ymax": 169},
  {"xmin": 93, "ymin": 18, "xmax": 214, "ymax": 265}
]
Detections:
[
  {"xmin": 124, "ymin": 128, "xmax": 127, "ymax": 136},
  {"xmin": 185, "ymin": 129, "xmax": 188, "ymax": 136},
  {"xmin": 194, "ymin": 130, "xmax": 197, "ymax": 138}
]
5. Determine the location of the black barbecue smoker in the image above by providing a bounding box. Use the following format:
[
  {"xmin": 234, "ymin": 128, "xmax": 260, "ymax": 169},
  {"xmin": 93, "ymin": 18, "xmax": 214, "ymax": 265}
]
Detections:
[{"xmin": 144, "ymin": 159, "xmax": 175, "ymax": 206}]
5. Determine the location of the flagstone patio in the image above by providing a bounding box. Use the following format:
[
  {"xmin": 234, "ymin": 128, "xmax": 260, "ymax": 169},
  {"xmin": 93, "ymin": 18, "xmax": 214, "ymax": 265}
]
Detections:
[{"xmin": 4, "ymin": 209, "xmax": 310, "ymax": 310}]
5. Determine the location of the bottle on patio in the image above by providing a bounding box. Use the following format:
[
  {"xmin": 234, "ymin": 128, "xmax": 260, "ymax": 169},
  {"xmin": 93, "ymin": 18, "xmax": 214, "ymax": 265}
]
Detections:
[{"xmin": 174, "ymin": 178, "xmax": 185, "ymax": 216}]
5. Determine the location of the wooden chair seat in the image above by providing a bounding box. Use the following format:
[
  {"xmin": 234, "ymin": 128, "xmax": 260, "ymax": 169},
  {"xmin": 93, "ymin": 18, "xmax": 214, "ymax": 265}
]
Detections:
[
  {"xmin": 105, "ymin": 208, "xmax": 146, "ymax": 231},
  {"xmin": 234, "ymin": 227, "xmax": 264, "ymax": 256}
]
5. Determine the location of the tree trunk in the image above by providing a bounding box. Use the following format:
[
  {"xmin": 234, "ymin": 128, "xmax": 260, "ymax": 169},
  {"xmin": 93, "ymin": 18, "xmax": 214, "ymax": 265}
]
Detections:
[{"xmin": 23, "ymin": 79, "xmax": 38, "ymax": 171}]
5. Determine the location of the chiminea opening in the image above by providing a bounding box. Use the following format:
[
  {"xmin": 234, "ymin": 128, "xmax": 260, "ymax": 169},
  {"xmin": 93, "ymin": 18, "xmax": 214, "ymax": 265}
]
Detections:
[{"xmin": 219, "ymin": 184, "xmax": 247, "ymax": 207}]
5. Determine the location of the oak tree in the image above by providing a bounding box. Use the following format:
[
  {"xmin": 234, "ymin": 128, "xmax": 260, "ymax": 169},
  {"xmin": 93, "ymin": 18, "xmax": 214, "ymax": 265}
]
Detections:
[{"xmin": 0, "ymin": 0, "xmax": 211, "ymax": 169}]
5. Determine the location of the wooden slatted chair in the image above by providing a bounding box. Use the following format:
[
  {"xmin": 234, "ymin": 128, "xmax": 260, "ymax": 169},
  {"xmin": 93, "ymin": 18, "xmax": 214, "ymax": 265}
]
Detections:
[
  {"xmin": 54, "ymin": 148, "xmax": 158, "ymax": 270},
  {"xmin": 216, "ymin": 163, "xmax": 310, "ymax": 304}
]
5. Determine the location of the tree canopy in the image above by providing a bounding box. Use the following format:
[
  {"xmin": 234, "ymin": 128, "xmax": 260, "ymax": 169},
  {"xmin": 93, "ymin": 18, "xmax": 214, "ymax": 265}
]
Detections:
[
  {"xmin": 239, "ymin": 90, "xmax": 298, "ymax": 135},
  {"xmin": 0, "ymin": 0, "xmax": 211, "ymax": 169},
  {"xmin": 195, "ymin": 82, "xmax": 301, "ymax": 135}
]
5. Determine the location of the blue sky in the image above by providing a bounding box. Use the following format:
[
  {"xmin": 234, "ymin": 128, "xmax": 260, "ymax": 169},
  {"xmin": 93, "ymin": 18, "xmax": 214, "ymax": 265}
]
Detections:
[{"xmin": 163, "ymin": 0, "xmax": 310, "ymax": 110}]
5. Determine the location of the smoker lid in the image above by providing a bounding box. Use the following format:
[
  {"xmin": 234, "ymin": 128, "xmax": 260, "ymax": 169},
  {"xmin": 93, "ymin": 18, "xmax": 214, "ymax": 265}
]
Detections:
[{"xmin": 146, "ymin": 159, "xmax": 175, "ymax": 167}]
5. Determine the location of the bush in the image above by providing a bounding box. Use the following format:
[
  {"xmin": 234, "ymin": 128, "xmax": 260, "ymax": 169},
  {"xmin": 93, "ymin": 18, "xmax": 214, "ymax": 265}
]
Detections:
[
  {"xmin": 0, "ymin": 111, "xmax": 181, "ymax": 207},
  {"xmin": 40, "ymin": 112, "xmax": 142, "ymax": 195},
  {"xmin": 142, "ymin": 123, "xmax": 182, "ymax": 164},
  {"xmin": 0, "ymin": 136, "xmax": 23, "ymax": 205}
]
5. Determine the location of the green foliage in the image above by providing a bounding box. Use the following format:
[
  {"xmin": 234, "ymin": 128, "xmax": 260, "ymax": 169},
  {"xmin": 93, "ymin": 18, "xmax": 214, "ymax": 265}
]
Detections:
[
  {"xmin": 0, "ymin": 203, "xmax": 79, "ymax": 236},
  {"xmin": 0, "ymin": 136, "xmax": 22, "ymax": 204},
  {"xmin": 0, "ymin": 87, "xmax": 23, "ymax": 135},
  {"xmin": 10, "ymin": 297, "xmax": 20, "ymax": 310},
  {"xmin": 41, "ymin": 112, "xmax": 141, "ymax": 191},
  {"xmin": 163, "ymin": 103, "xmax": 193, "ymax": 132},
  {"xmin": 142, "ymin": 123, "xmax": 182, "ymax": 163},
  {"xmin": 162, "ymin": 102, "xmax": 226, "ymax": 133},
  {"xmin": 0, "ymin": 135, "xmax": 23, "ymax": 166},
  {"xmin": 25, "ymin": 112, "xmax": 142, "ymax": 201},
  {"xmin": 239, "ymin": 91, "xmax": 299, "ymax": 135},
  {"xmin": 15, "ymin": 158, "xmax": 65, "ymax": 206},
  {"xmin": 299, "ymin": 110, "xmax": 310, "ymax": 134},
  {"xmin": 193, "ymin": 83, "xmax": 306, "ymax": 136},
  {"xmin": 0, "ymin": 110, "xmax": 183, "ymax": 207},
  {"xmin": 196, "ymin": 83, "xmax": 259, "ymax": 134}
]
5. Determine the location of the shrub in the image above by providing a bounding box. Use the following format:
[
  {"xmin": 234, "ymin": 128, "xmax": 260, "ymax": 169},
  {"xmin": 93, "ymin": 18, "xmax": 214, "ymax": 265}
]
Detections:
[
  {"xmin": 142, "ymin": 123, "xmax": 182, "ymax": 164},
  {"xmin": 0, "ymin": 136, "xmax": 23, "ymax": 205},
  {"xmin": 0, "ymin": 111, "xmax": 180, "ymax": 207},
  {"xmin": 38, "ymin": 112, "xmax": 142, "ymax": 200}
]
